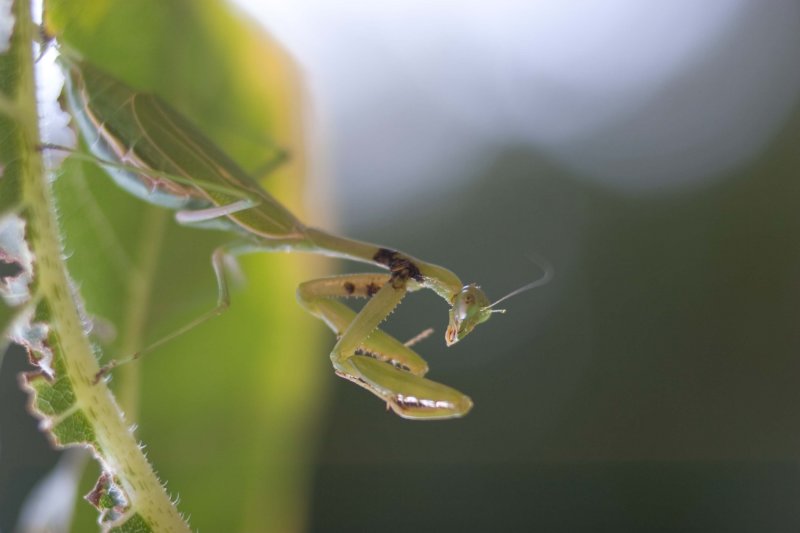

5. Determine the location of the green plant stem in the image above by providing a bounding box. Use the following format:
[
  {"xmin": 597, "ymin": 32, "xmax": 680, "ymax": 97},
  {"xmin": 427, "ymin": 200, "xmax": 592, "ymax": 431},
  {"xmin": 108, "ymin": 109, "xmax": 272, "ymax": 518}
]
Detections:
[{"xmin": 12, "ymin": 1, "xmax": 190, "ymax": 530}]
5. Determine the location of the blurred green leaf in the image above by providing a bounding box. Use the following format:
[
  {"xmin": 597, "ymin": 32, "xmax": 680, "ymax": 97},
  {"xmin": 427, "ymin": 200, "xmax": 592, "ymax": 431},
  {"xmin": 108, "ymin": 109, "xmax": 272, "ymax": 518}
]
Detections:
[
  {"xmin": 45, "ymin": 1, "xmax": 327, "ymax": 531},
  {"xmin": 0, "ymin": 4, "xmax": 24, "ymax": 218}
]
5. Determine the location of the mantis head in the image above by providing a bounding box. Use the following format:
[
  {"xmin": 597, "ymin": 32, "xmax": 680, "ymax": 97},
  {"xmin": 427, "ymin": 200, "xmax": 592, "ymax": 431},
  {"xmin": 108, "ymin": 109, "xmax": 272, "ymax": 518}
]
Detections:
[
  {"xmin": 445, "ymin": 259, "xmax": 555, "ymax": 346},
  {"xmin": 446, "ymin": 285, "xmax": 493, "ymax": 346}
]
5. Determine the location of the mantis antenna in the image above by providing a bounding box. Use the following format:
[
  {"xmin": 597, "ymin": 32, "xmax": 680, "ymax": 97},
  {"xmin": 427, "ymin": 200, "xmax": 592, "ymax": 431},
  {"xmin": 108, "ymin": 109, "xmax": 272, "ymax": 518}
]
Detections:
[{"xmin": 487, "ymin": 257, "xmax": 555, "ymax": 313}]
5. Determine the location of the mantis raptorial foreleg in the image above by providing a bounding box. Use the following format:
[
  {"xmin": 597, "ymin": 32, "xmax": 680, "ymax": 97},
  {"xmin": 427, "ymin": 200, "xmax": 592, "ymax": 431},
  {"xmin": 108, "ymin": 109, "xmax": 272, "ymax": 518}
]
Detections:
[
  {"xmin": 297, "ymin": 273, "xmax": 427, "ymax": 374},
  {"xmin": 297, "ymin": 273, "xmax": 473, "ymax": 419}
]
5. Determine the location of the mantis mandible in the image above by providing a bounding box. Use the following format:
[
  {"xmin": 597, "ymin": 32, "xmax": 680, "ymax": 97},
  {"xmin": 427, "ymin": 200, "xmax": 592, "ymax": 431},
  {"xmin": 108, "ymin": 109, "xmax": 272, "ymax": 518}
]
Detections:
[{"xmin": 53, "ymin": 50, "xmax": 550, "ymax": 420}]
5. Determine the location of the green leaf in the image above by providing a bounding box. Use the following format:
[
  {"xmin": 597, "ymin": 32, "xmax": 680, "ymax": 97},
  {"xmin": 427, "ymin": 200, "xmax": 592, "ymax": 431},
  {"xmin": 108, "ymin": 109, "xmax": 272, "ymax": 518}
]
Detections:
[
  {"xmin": 107, "ymin": 514, "xmax": 154, "ymax": 533},
  {"xmin": 0, "ymin": 0, "xmax": 27, "ymax": 361},
  {"xmin": 45, "ymin": 1, "xmax": 328, "ymax": 531},
  {"xmin": 0, "ymin": 0, "xmax": 24, "ymax": 218},
  {"xmin": 5, "ymin": 0, "xmax": 191, "ymax": 530}
]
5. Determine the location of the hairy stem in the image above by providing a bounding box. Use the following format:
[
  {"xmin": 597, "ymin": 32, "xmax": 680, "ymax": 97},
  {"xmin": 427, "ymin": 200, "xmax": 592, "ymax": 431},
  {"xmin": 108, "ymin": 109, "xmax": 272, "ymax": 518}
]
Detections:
[{"xmin": 10, "ymin": 0, "xmax": 190, "ymax": 530}]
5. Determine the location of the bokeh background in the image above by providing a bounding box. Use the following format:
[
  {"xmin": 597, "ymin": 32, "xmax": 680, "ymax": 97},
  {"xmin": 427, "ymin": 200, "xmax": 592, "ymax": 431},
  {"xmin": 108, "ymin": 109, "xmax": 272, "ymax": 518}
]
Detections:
[{"xmin": 3, "ymin": 0, "xmax": 800, "ymax": 531}]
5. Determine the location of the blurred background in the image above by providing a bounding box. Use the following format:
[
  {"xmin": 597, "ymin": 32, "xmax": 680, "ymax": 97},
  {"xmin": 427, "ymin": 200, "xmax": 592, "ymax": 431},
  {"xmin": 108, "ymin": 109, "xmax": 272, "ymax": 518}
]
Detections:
[{"xmin": 3, "ymin": 0, "xmax": 800, "ymax": 531}]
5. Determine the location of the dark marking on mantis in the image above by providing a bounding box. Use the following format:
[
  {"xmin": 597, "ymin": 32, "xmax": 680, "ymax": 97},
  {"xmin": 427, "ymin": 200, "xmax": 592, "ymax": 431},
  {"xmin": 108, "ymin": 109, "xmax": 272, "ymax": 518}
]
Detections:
[
  {"xmin": 366, "ymin": 282, "xmax": 381, "ymax": 297},
  {"xmin": 373, "ymin": 247, "xmax": 423, "ymax": 286}
]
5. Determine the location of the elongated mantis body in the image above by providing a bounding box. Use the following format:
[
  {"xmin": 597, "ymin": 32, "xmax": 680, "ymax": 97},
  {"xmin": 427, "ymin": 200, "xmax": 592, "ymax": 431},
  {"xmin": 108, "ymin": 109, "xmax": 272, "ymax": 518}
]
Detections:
[{"xmin": 55, "ymin": 51, "xmax": 545, "ymax": 420}]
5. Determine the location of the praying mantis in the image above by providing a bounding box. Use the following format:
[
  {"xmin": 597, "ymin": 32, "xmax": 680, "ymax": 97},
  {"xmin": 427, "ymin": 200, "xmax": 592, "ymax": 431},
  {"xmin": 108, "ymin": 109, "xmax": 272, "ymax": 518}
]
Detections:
[{"xmin": 51, "ymin": 48, "xmax": 551, "ymax": 420}]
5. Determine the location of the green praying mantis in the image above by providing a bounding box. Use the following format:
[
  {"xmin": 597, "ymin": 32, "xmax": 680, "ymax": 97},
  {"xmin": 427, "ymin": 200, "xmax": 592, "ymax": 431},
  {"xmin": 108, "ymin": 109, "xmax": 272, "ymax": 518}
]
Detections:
[{"xmin": 47, "ymin": 47, "xmax": 552, "ymax": 420}]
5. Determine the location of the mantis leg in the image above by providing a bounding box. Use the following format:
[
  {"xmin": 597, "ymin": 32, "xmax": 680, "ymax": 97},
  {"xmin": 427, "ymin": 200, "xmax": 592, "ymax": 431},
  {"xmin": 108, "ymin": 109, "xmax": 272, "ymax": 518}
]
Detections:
[
  {"xmin": 297, "ymin": 274, "xmax": 473, "ymax": 420},
  {"xmin": 93, "ymin": 240, "xmax": 248, "ymax": 381},
  {"xmin": 175, "ymin": 199, "xmax": 255, "ymax": 224},
  {"xmin": 249, "ymin": 148, "xmax": 289, "ymax": 181}
]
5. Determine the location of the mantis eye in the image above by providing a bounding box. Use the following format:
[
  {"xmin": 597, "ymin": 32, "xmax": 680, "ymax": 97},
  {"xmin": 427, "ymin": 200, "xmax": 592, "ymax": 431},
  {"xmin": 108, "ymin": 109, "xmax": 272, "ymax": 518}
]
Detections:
[{"xmin": 445, "ymin": 285, "xmax": 491, "ymax": 346}]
